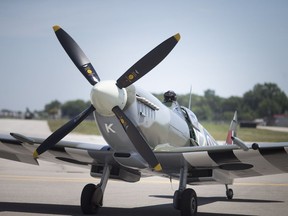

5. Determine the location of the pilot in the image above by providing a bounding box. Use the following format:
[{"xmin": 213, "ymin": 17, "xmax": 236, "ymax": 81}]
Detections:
[
  {"xmin": 163, "ymin": 90, "xmax": 184, "ymax": 118},
  {"xmin": 163, "ymin": 90, "xmax": 179, "ymax": 108},
  {"xmin": 163, "ymin": 90, "xmax": 177, "ymax": 103}
]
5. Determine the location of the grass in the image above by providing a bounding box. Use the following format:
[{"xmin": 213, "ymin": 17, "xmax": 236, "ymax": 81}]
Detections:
[
  {"xmin": 201, "ymin": 121, "xmax": 288, "ymax": 142},
  {"xmin": 48, "ymin": 119, "xmax": 101, "ymax": 135},
  {"xmin": 48, "ymin": 119, "xmax": 288, "ymax": 142}
]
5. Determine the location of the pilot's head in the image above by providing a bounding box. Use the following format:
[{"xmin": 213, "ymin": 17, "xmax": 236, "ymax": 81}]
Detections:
[{"xmin": 164, "ymin": 90, "xmax": 177, "ymax": 102}]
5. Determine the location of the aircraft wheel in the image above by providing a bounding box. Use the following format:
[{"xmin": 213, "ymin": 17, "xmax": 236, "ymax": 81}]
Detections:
[
  {"xmin": 180, "ymin": 188, "xmax": 197, "ymax": 216},
  {"xmin": 226, "ymin": 188, "xmax": 234, "ymax": 200},
  {"xmin": 173, "ymin": 190, "xmax": 182, "ymax": 210},
  {"xmin": 81, "ymin": 183, "xmax": 102, "ymax": 214}
]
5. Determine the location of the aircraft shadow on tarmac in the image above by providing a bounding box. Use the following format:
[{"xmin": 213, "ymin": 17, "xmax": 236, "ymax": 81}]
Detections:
[
  {"xmin": 0, "ymin": 196, "xmax": 283, "ymax": 216},
  {"xmin": 149, "ymin": 195, "xmax": 283, "ymax": 206}
]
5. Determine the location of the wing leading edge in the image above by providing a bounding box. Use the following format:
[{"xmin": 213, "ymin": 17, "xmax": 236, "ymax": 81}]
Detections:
[
  {"xmin": 155, "ymin": 142, "xmax": 288, "ymax": 185},
  {"xmin": 0, "ymin": 133, "xmax": 112, "ymax": 167},
  {"xmin": 1, "ymin": 133, "xmax": 288, "ymax": 185}
]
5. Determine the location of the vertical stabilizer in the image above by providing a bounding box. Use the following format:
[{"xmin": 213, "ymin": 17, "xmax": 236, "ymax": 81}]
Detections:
[{"xmin": 225, "ymin": 111, "xmax": 238, "ymax": 144}]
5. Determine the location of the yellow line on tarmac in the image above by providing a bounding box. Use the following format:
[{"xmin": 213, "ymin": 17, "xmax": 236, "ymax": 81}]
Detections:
[
  {"xmin": 0, "ymin": 175, "xmax": 92, "ymax": 183},
  {"xmin": 1, "ymin": 175, "xmax": 287, "ymax": 186},
  {"xmin": 0, "ymin": 175, "xmax": 174, "ymax": 184}
]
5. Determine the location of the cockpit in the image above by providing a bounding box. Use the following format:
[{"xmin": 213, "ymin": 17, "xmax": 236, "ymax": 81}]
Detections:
[
  {"xmin": 163, "ymin": 90, "xmax": 200, "ymax": 146},
  {"xmin": 163, "ymin": 90, "xmax": 185, "ymax": 119}
]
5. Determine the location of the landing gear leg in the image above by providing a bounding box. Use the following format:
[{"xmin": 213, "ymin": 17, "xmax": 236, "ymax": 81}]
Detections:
[
  {"xmin": 173, "ymin": 166, "xmax": 198, "ymax": 216},
  {"xmin": 81, "ymin": 164, "xmax": 111, "ymax": 214},
  {"xmin": 225, "ymin": 184, "xmax": 233, "ymax": 200}
]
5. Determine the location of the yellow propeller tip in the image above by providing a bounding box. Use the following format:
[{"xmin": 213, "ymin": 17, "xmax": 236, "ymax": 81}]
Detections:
[
  {"xmin": 154, "ymin": 163, "xmax": 162, "ymax": 172},
  {"xmin": 174, "ymin": 33, "xmax": 181, "ymax": 42},
  {"xmin": 33, "ymin": 150, "xmax": 39, "ymax": 159},
  {"xmin": 53, "ymin": 25, "xmax": 61, "ymax": 32}
]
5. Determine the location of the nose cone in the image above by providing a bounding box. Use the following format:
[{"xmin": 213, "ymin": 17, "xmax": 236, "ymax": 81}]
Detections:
[{"xmin": 90, "ymin": 80, "xmax": 127, "ymax": 116}]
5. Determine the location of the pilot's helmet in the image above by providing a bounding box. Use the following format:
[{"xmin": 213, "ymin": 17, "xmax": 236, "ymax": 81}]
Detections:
[{"xmin": 164, "ymin": 90, "xmax": 177, "ymax": 102}]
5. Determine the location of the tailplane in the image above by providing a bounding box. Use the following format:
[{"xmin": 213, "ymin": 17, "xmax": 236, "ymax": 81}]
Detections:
[{"xmin": 225, "ymin": 111, "xmax": 238, "ymax": 145}]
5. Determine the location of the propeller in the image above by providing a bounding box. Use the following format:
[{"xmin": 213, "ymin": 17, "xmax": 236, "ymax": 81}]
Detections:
[
  {"xmin": 34, "ymin": 25, "xmax": 180, "ymax": 171},
  {"xmin": 53, "ymin": 25, "xmax": 100, "ymax": 85},
  {"xmin": 112, "ymin": 106, "xmax": 162, "ymax": 171},
  {"xmin": 116, "ymin": 33, "xmax": 180, "ymax": 89},
  {"xmin": 33, "ymin": 105, "xmax": 95, "ymax": 158}
]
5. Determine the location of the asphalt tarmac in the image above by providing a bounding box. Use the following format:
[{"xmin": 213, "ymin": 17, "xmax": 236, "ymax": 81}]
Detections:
[{"xmin": 0, "ymin": 119, "xmax": 287, "ymax": 216}]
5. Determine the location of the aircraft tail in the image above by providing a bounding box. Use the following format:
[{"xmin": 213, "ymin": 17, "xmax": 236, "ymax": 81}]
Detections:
[{"xmin": 225, "ymin": 111, "xmax": 238, "ymax": 145}]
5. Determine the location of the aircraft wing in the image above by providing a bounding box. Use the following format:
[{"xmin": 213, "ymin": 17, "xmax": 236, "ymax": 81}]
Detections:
[
  {"xmin": 0, "ymin": 133, "xmax": 113, "ymax": 168},
  {"xmin": 1, "ymin": 132, "xmax": 288, "ymax": 185},
  {"xmin": 155, "ymin": 142, "xmax": 288, "ymax": 185}
]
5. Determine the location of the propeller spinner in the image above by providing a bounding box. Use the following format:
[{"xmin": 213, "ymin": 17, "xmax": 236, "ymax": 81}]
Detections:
[{"xmin": 34, "ymin": 25, "xmax": 180, "ymax": 171}]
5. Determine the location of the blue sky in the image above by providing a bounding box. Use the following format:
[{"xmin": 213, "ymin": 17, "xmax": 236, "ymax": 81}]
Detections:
[{"xmin": 0, "ymin": 0, "xmax": 287, "ymax": 111}]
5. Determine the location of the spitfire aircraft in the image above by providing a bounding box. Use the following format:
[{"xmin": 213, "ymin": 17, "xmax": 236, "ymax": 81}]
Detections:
[{"xmin": 0, "ymin": 26, "xmax": 288, "ymax": 216}]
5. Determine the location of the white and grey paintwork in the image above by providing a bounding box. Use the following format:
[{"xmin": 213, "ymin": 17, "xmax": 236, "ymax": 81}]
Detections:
[{"xmin": 1, "ymin": 84, "xmax": 287, "ymax": 184}]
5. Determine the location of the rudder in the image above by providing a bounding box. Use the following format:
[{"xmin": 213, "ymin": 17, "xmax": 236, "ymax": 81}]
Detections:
[{"xmin": 225, "ymin": 111, "xmax": 238, "ymax": 144}]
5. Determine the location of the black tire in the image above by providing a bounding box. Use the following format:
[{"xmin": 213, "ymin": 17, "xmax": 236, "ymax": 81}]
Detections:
[
  {"xmin": 226, "ymin": 188, "xmax": 234, "ymax": 200},
  {"xmin": 173, "ymin": 190, "xmax": 181, "ymax": 210},
  {"xmin": 81, "ymin": 183, "xmax": 98, "ymax": 214},
  {"xmin": 180, "ymin": 188, "xmax": 197, "ymax": 216}
]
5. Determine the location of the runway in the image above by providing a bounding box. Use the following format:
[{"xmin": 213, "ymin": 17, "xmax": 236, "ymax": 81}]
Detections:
[
  {"xmin": 0, "ymin": 119, "xmax": 288, "ymax": 215},
  {"xmin": 0, "ymin": 158, "xmax": 288, "ymax": 216}
]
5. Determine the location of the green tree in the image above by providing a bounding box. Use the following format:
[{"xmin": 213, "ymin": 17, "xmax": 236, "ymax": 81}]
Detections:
[
  {"xmin": 61, "ymin": 99, "xmax": 89, "ymax": 118},
  {"xmin": 44, "ymin": 100, "xmax": 61, "ymax": 118},
  {"xmin": 204, "ymin": 89, "xmax": 224, "ymax": 121},
  {"xmin": 222, "ymin": 96, "xmax": 242, "ymax": 112},
  {"xmin": 243, "ymin": 83, "xmax": 288, "ymax": 118}
]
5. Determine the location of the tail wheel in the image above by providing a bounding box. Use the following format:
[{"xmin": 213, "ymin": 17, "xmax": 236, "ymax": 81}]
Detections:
[{"xmin": 226, "ymin": 188, "xmax": 234, "ymax": 200}]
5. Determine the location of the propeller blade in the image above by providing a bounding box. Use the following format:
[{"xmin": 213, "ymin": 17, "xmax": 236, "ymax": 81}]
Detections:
[
  {"xmin": 116, "ymin": 33, "xmax": 180, "ymax": 88},
  {"xmin": 33, "ymin": 105, "xmax": 95, "ymax": 158},
  {"xmin": 112, "ymin": 106, "xmax": 162, "ymax": 171},
  {"xmin": 53, "ymin": 25, "xmax": 100, "ymax": 85}
]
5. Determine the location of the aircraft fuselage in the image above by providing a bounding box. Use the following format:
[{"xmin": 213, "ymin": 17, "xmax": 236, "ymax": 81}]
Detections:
[{"xmin": 93, "ymin": 84, "xmax": 217, "ymax": 169}]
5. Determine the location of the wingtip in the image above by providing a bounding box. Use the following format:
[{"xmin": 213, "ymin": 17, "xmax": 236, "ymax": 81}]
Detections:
[
  {"xmin": 154, "ymin": 163, "xmax": 162, "ymax": 172},
  {"xmin": 174, "ymin": 33, "xmax": 181, "ymax": 42},
  {"xmin": 53, "ymin": 25, "xmax": 61, "ymax": 32}
]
